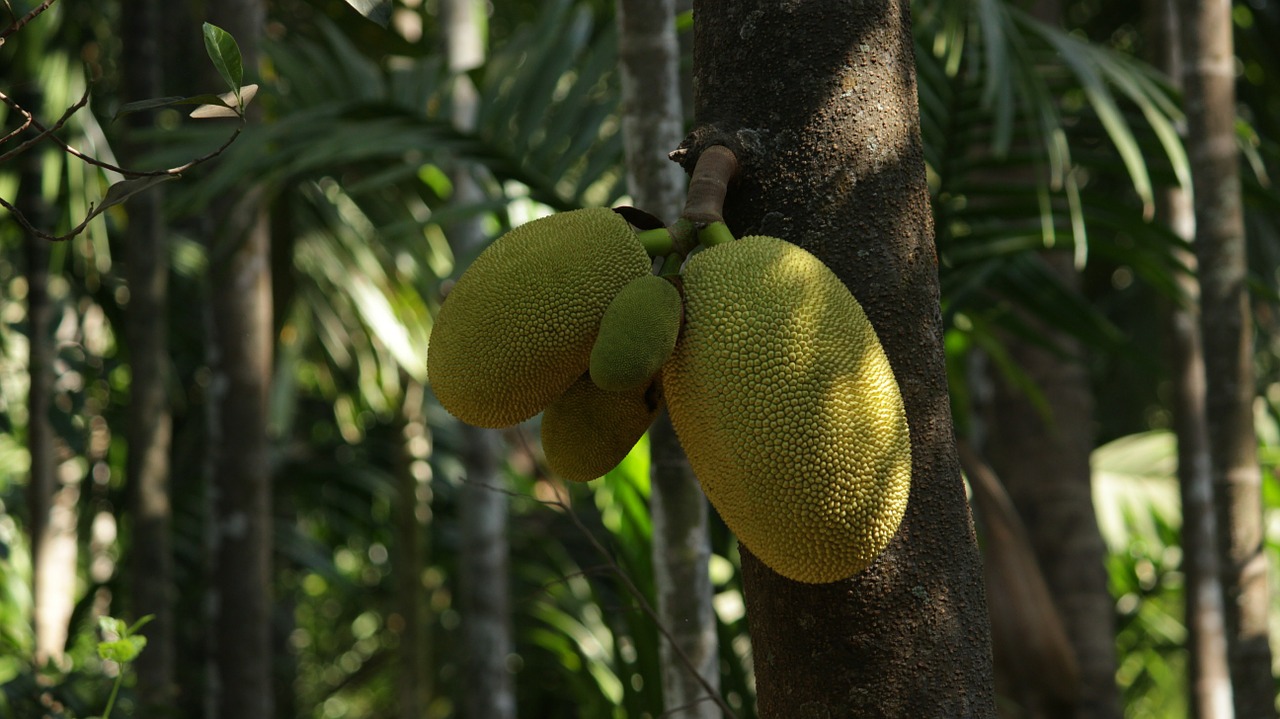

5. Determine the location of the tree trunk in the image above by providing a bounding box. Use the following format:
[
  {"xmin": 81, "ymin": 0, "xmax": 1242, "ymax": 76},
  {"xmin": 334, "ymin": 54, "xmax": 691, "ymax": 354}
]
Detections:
[
  {"xmin": 616, "ymin": 1, "xmax": 721, "ymax": 716},
  {"xmin": 203, "ymin": 3, "xmax": 274, "ymax": 717},
  {"xmin": 393, "ymin": 380, "xmax": 432, "ymax": 718},
  {"xmin": 979, "ymin": 251, "xmax": 1120, "ymax": 719},
  {"xmin": 1145, "ymin": 1, "xmax": 1235, "ymax": 716},
  {"xmin": 441, "ymin": 1, "xmax": 516, "ymax": 717},
  {"xmin": 20, "ymin": 109, "xmax": 78, "ymax": 669},
  {"xmin": 688, "ymin": 2, "xmax": 996, "ymax": 714},
  {"xmin": 1180, "ymin": 1, "xmax": 1276, "ymax": 716},
  {"xmin": 122, "ymin": 0, "xmax": 177, "ymax": 710},
  {"xmin": 457, "ymin": 426, "xmax": 514, "ymax": 719}
]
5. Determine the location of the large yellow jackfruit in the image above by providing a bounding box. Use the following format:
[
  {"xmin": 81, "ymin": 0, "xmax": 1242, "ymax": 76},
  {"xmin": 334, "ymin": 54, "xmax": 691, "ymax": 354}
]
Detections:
[
  {"xmin": 541, "ymin": 373, "xmax": 662, "ymax": 482},
  {"xmin": 428, "ymin": 208, "xmax": 651, "ymax": 427},
  {"xmin": 662, "ymin": 235, "xmax": 911, "ymax": 584},
  {"xmin": 589, "ymin": 275, "xmax": 683, "ymax": 392}
]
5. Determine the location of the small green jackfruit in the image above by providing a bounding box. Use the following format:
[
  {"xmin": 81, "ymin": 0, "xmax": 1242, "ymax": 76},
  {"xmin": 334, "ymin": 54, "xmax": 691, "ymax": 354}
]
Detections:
[
  {"xmin": 541, "ymin": 374, "xmax": 662, "ymax": 482},
  {"xmin": 428, "ymin": 208, "xmax": 651, "ymax": 428},
  {"xmin": 662, "ymin": 235, "xmax": 911, "ymax": 584},
  {"xmin": 589, "ymin": 275, "xmax": 683, "ymax": 393}
]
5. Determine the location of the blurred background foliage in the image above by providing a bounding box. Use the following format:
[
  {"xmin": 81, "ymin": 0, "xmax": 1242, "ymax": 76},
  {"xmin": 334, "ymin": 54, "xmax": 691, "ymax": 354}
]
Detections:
[{"xmin": 0, "ymin": 0, "xmax": 1279, "ymax": 717}]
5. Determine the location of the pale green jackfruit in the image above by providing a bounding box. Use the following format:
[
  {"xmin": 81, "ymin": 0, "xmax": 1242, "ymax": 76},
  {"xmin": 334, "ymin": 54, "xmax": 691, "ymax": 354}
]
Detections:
[
  {"xmin": 589, "ymin": 275, "xmax": 683, "ymax": 393},
  {"xmin": 428, "ymin": 208, "xmax": 650, "ymax": 427},
  {"xmin": 541, "ymin": 374, "xmax": 662, "ymax": 482},
  {"xmin": 662, "ymin": 235, "xmax": 911, "ymax": 584}
]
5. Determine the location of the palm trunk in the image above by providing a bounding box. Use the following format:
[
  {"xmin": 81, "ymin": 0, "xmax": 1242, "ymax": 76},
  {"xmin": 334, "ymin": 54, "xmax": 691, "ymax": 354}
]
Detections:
[
  {"xmin": 1145, "ymin": 1, "xmax": 1235, "ymax": 716},
  {"xmin": 457, "ymin": 425, "xmax": 514, "ymax": 719},
  {"xmin": 393, "ymin": 379, "xmax": 431, "ymax": 718},
  {"xmin": 689, "ymin": 1, "xmax": 996, "ymax": 714},
  {"xmin": 1180, "ymin": 1, "xmax": 1276, "ymax": 716},
  {"xmin": 441, "ymin": 2, "xmax": 517, "ymax": 717},
  {"xmin": 979, "ymin": 253, "xmax": 1119, "ymax": 719},
  {"xmin": 122, "ymin": 0, "xmax": 176, "ymax": 709},
  {"xmin": 203, "ymin": 3, "xmax": 274, "ymax": 717},
  {"xmin": 616, "ymin": 1, "xmax": 720, "ymax": 716},
  {"xmin": 19, "ymin": 91, "xmax": 78, "ymax": 669}
]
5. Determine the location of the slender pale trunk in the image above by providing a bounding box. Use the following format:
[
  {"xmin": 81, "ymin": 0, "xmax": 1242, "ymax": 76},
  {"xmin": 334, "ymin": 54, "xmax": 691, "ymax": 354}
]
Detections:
[
  {"xmin": 122, "ymin": 0, "xmax": 176, "ymax": 709},
  {"xmin": 1180, "ymin": 1, "xmax": 1276, "ymax": 716},
  {"xmin": 616, "ymin": 2, "xmax": 720, "ymax": 717},
  {"xmin": 441, "ymin": 2, "xmax": 516, "ymax": 717},
  {"xmin": 690, "ymin": 1, "xmax": 996, "ymax": 713},
  {"xmin": 17, "ymin": 89, "xmax": 79, "ymax": 669},
  {"xmin": 1145, "ymin": 1, "xmax": 1235, "ymax": 716},
  {"xmin": 457, "ymin": 425, "xmax": 513, "ymax": 719},
  {"xmin": 203, "ymin": 3, "xmax": 274, "ymax": 717},
  {"xmin": 393, "ymin": 380, "xmax": 432, "ymax": 717}
]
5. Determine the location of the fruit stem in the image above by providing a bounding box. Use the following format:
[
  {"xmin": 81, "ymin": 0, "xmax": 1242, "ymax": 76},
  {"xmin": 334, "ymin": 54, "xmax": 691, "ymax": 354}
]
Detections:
[
  {"xmin": 698, "ymin": 221, "xmax": 735, "ymax": 248},
  {"xmin": 666, "ymin": 217, "xmax": 699, "ymax": 257},
  {"xmin": 636, "ymin": 227, "xmax": 675, "ymax": 256},
  {"xmin": 681, "ymin": 145, "xmax": 738, "ymax": 227},
  {"xmin": 658, "ymin": 252, "xmax": 684, "ymax": 276}
]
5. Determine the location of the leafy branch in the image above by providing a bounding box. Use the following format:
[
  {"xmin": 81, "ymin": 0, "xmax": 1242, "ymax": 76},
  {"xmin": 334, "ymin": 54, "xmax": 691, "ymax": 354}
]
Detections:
[{"xmin": 0, "ymin": 13, "xmax": 254, "ymax": 241}]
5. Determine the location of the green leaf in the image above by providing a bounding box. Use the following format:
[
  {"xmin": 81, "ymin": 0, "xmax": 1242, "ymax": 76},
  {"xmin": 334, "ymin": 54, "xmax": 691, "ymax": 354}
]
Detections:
[
  {"xmin": 203, "ymin": 22, "xmax": 244, "ymax": 92},
  {"xmin": 84, "ymin": 176, "xmax": 179, "ymax": 223},
  {"xmin": 98, "ymin": 635, "xmax": 148, "ymax": 664}
]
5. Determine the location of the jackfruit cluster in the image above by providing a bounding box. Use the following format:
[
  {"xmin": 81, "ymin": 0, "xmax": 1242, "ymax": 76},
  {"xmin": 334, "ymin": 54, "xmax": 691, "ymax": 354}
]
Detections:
[{"xmin": 428, "ymin": 208, "xmax": 910, "ymax": 584}]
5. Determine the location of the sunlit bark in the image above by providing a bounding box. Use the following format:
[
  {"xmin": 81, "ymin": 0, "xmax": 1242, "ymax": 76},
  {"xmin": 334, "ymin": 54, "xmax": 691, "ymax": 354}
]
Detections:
[{"xmin": 1145, "ymin": 1, "xmax": 1235, "ymax": 716}]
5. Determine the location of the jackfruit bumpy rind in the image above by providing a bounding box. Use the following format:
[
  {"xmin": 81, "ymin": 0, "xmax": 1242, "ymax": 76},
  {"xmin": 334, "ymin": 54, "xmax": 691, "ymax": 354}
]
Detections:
[
  {"xmin": 662, "ymin": 235, "xmax": 912, "ymax": 584},
  {"xmin": 428, "ymin": 208, "xmax": 651, "ymax": 428},
  {"xmin": 541, "ymin": 374, "xmax": 663, "ymax": 482},
  {"xmin": 589, "ymin": 275, "xmax": 683, "ymax": 393}
]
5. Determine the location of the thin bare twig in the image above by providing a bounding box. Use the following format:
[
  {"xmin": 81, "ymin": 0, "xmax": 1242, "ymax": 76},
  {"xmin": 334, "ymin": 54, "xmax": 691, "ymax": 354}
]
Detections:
[
  {"xmin": 0, "ymin": 85, "xmax": 89, "ymax": 164},
  {"xmin": 6, "ymin": 85, "xmax": 245, "ymax": 178},
  {"xmin": 0, "ymin": 0, "xmax": 56, "ymax": 41},
  {"xmin": 0, "ymin": 92, "xmax": 33, "ymax": 146}
]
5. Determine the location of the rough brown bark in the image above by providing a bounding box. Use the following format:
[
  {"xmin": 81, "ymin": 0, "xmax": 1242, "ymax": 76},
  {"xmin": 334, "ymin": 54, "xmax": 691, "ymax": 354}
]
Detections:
[
  {"xmin": 203, "ymin": 3, "xmax": 274, "ymax": 717},
  {"xmin": 617, "ymin": 1, "xmax": 720, "ymax": 716},
  {"xmin": 122, "ymin": 0, "xmax": 176, "ymax": 709},
  {"xmin": 1145, "ymin": 0, "xmax": 1235, "ymax": 716},
  {"xmin": 687, "ymin": 2, "xmax": 996, "ymax": 715},
  {"xmin": 981, "ymin": 252, "xmax": 1119, "ymax": 719},
  {"xmin": 1180, "ymin": 1, "xmax": 1276, "ymax": 716}
]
